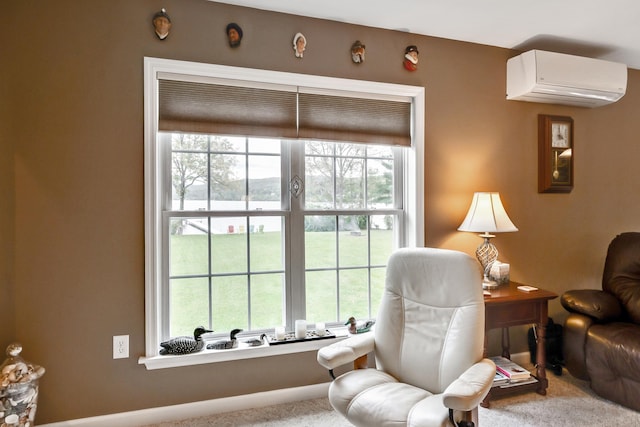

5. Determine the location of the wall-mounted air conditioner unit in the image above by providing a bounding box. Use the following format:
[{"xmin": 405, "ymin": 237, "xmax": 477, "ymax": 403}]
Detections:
[{"xmin": 506, "ymin": 50, "xmax": 627, "ymax": 108}]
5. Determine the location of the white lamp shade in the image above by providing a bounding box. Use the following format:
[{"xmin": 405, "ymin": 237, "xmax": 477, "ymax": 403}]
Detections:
[{"xmin": 458, "ymin": 192, "xmax": 518, "ymax": 233}]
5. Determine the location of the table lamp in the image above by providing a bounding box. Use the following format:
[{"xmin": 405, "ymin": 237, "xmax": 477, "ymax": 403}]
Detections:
[{"xmin": 458, "ymin": 192, "xmax": 518, "ymax": 289}]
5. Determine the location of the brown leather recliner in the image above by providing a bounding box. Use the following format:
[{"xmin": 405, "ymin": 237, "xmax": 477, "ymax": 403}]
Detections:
[{"xmin": 561, "ymin": 232, "xmax": 640, "ymax": 411}]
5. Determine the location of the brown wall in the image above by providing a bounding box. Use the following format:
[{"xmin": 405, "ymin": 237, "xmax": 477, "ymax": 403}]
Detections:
[
  {"xmin": 0, "ymin": 3, "xmax": 16, "ymax": 349},
  {"xmin": 3, "ymin": 0, "xmax": 639, "ymax": 423}
]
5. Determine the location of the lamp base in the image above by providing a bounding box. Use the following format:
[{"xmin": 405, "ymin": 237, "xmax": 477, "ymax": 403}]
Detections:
[
  {"xmin": 476, "ymin": 234, "xmax": 500, "ymax": 290},
  {"xmin": 482, "ymin": 277, "xmax": 498, "ymax": 290}
]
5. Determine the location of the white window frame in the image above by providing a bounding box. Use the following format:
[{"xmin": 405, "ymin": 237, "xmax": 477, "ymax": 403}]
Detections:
[{"xmin": 140, "ymin": 57, "xmax": 424, "ymax": 369}]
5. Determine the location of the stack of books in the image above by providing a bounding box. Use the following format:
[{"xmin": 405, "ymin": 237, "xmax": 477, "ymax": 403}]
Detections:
[
  {"xmin": 493, "ymin": 370, "xmax": 510, "ymax": 386},
  {"xmin": 490, "ymin": 356, "xmax": 538, "ymax": 388}
]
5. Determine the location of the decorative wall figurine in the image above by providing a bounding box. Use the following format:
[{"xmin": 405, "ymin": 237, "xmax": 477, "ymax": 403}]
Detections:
[
  {"xmin": 403, "ymin": 45, "xmax": 419, "ymax": 71},
  {"xmin": 293, "ymin": 32, "xmax": 307, "ymax": 58},
  {"xmin": 226, "ymin": 22, "xmax": 243, "ymax": 48},
  {"xmin": 351, "ymin": 40, "xmax": 366, "ymax": 64},
  {"xmin": 152, "ymin": 8, "xmax": 172, "ymax": 40}
]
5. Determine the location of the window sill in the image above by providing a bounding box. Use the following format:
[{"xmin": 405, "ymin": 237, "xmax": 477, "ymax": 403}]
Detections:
[{"xmin": 138, "ymin": 331, "xmax": 348, "ymax": 370}]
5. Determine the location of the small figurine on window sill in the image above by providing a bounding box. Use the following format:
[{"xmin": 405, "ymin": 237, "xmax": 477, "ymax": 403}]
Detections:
[
  {"xmin": 345, "ymin": 317, "xmax": 375, "ymax": 334},
  {"xmin": 244, "ymin": 334, "xmax": 267, "ymax": 347},
  {"xmin": 226, "ymin": 23, "xmax": 243, "ymax": 48},
  {"xmin": 152, "ymin": 8, "xmax": 172, "ymax": 40},
  {"xmin": 403, "ymin": 45, "xmax": 419, "ymax": 71},
  {"xmin": 293, "ymin": 32, "xmax": 307, "ymax": 58},
  {"xmin": 206, "ymin": 328, "xmax": 243, "ymax": 350},
  {"xmin": 159, "ymin": 326, "xmax": 212, "ymax": 355}
]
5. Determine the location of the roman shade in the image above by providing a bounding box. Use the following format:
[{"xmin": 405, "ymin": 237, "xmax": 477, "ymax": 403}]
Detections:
[
  {"xmin": 159, "ymin": 79, "xmax": 298, "ymax": 138},
  {"xmin": 298, "ymin": 91, "xmax": 411, "ymax": 146},
  {"xmin": 158, "ymin": 75, "xmax": 412, "ymax": 146}
]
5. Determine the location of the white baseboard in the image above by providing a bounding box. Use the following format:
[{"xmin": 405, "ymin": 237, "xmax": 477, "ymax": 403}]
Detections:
[
  {"xmin": 40, "ymin": 352, "xmax": 531, "ymax": 427},
  {"xmin": 40, "ymin": 382, "xmax": 330, "ymax": 427}
]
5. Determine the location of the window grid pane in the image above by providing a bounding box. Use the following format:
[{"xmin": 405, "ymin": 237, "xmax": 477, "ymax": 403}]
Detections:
[
  {"xmin": 170, "ymin": 277, "xmax": 210, "ymax": 338},
  {"xmin": 305, "ymin": 270, "xmax": 338, "ymax": 324},
  {"xmin": 303, "ymin": 212, "xmax": 397, "ymax": 323}
]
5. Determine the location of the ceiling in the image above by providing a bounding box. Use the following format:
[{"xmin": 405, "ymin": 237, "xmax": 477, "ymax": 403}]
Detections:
[{"xmin": 212, "ymin": 0, "xmax": 640, "ymax": 70}]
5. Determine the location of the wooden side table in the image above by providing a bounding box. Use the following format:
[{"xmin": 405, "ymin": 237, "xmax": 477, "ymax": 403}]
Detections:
[{"xmin": 482, "ymin": 281, "xmax": 558, "ymax": 407}]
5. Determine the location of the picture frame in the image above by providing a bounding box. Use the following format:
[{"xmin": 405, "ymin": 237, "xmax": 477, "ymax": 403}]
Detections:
[{"xmin": 538, "ymin": 115, "xmax": 573, "ymax": 193}]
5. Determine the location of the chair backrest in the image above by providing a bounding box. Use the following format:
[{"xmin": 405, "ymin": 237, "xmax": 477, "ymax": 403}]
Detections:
[
  {"xmin": 603, "ymin": 232, "xmax": 640, "ymax": 324},
  {"xmin": 374, "ymin": 247, "xmax": 484, "ymax": 394}
]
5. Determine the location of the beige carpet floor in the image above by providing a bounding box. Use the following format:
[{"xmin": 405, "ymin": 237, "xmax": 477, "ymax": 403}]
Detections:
[{"xmin": 144, "ymin": 369, "xmax": 640, "ymax": 426}]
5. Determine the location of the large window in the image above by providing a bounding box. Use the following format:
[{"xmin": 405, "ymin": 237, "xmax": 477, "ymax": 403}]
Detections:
[{"xmin": 143, "ymin": 58, "xmax": 424, "ymax": 366}]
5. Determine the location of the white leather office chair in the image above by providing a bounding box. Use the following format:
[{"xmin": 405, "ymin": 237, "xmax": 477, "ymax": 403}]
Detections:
[{"xmin": 317, "ymin": 247, "xmax": 495, "ymax": 427}]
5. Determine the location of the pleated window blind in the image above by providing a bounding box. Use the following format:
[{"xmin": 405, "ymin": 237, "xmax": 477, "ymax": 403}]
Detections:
[
  {"xmin": 158, "ymin": 77, "xmax": 412, "ymax": 147},
  {"xmin": 159, "ymin": 79, "xmax": 299, "ymax": 138},
  {"xmin": 297, "ymin": 91, "xmax": 411, "ymax": 146}
]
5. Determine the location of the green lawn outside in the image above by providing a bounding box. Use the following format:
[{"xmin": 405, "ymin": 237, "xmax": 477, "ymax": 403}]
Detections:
[{"xmin": 169, "ymin": 230, "xmax": 392, "ymax": 336}]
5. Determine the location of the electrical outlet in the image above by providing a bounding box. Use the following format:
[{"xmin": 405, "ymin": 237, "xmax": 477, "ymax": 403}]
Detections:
[{"xmin": 113, "ymin": 335, "xmax": 129, "ymax": 359}]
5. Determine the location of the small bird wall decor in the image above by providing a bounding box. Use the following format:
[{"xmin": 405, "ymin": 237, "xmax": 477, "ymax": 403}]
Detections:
[
  {"xmin": 159, "ymin": 326, "xmax": 212, "ymax": 355},
  {"xmin": 206, "ymin": 328, "xmax": 243, "ymax": 350}
]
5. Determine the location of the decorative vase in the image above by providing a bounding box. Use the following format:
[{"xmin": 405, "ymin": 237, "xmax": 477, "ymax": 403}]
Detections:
[{"xmin": 0, "ymin": 343, "xmax": 45, "ymax": 426}]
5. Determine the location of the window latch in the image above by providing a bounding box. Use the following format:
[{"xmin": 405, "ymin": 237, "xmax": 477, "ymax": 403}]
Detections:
[{"xmin": 290, "ymin": 175, "xmax": 304, "ymax": 198}]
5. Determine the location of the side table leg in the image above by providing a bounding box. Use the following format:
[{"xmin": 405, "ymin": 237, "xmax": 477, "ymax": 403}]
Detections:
[
  {"xmin": 535, "ymin": 320, "xmax": 549, "ymax": 395},
  {"xmin": 481, "ymin": 328, "xmax": 491, "ymax": 408},
  {"xmin": 501, "ymin": 327, "xmax": 510, "ymax": 359}
]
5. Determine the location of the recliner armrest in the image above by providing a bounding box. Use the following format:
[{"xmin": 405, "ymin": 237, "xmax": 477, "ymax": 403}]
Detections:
[
  {"xmin": 442, "ymin": 358, "xmax": 495, "ymax": 411},
  {"xmin": 317, "ymin": 332, "xmax": 375, "ymax": 370},
  {"xmin": 561, "ymin": 289, "xmax": 623, "ymax": 322}
]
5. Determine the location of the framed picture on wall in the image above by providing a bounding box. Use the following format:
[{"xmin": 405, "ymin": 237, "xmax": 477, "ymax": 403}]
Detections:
[{"xmin": 538, "ymin": 114, "xmax": 573, "ymax": 193}]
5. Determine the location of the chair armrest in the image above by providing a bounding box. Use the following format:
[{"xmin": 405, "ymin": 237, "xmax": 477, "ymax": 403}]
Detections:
[
  {"xmin": 442, "ymin": 358, "xmax": 496, "ymax": 411},
  {"xmin": 561, "ymin": 289, "xmax": 623, "ymax": 322},
  {"xmin": 563, "ymin": 313, "xmax": 594, "ymax": 380},
  {"xmin": 317, "ymin": 332, "xmax": 375, "ymax": 370}
]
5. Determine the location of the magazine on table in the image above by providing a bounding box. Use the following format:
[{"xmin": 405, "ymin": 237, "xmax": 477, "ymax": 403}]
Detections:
[
  {"xmin": 493, "ymin": 370, "xmax": 510, "ymax": 386},
  {"xmin": 497, "ymin": 376, "xmax": 539, "ymax": 388},
  {"xmin": 489, "ymin": 356, "xmax": 531, "ymax": 381}
]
